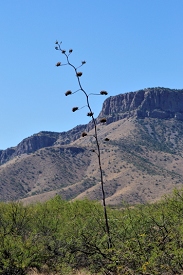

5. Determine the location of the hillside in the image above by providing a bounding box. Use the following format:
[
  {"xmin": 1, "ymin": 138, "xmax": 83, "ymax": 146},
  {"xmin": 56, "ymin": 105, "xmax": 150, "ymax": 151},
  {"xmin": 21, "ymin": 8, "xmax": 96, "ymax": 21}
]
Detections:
[{"xmin": 0, "ymin": 87, "xmax": 183, "ymax": 205}]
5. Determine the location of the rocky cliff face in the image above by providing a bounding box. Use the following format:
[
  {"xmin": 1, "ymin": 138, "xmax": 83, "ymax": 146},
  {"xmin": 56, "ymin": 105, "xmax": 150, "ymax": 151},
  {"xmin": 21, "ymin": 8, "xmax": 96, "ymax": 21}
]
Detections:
[
  {"xmin": 1, "ymin": 87, "xmax": 183, "ymax": 165},
  {"xmin": 0, "ymin": 126, "xmax": 87, "ymax": 165},
  {"xmin": 0, "ymin": 132, "xmax": 60, "ymax": 165},
  {"xmin": 0, "ymin": 148, "xmax": 16, "ymax": 165},
  {"xmin": 99, "ymin": 87, "xmax": 183, "ymax": 123}
]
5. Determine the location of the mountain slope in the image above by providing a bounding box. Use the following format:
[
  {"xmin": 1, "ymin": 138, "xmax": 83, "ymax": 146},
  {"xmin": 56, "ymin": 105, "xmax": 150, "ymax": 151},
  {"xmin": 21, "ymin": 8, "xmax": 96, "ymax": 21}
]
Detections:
[{"xmin": 0, "ymin": 87, "xmax": 183, "ymax": 205}]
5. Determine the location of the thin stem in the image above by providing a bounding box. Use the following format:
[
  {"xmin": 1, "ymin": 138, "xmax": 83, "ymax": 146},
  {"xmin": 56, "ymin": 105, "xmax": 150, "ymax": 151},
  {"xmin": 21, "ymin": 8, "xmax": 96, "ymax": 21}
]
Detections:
[{"xmin": 57, "ymin": 45, "xmax": 112, "ymax": 248}]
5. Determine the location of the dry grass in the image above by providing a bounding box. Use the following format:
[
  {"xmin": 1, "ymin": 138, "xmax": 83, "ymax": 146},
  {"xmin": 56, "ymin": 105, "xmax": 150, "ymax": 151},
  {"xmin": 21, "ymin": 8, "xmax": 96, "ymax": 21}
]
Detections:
[
  {"xmin": 27, "ymin": 268, "xmax": 94, "ymax": 275},
  {"xmin": 1, "ymin": 117, "xmax": 183, "ymax": 205}
]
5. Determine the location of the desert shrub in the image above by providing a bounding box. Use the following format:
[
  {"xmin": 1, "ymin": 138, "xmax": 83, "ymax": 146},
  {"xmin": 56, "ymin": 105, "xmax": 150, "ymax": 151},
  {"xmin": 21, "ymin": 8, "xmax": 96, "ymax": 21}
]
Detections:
[{"xmin": 1, "ymin": 190, "xmax": 183, "ymax": 274}]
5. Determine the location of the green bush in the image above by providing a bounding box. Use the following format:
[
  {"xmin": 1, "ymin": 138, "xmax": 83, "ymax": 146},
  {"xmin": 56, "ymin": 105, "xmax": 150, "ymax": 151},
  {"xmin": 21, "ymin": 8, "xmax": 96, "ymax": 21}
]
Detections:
[{"xmin": 1, "ymin": 191, "xmax": 183, "ymax": 274}]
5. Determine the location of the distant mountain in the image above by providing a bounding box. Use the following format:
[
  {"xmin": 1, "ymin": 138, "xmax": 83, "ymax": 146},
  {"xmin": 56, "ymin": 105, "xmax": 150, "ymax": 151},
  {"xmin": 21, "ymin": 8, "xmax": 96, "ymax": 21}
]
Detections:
[{"xmin": 0, "ymin": 87, "xmax": 183, "ymax": 205}]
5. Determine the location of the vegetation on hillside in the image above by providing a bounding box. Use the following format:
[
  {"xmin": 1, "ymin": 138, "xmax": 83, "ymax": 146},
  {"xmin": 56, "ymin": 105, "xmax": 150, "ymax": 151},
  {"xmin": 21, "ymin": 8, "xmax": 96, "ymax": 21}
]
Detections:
[{"xmin": 1, "ymin": 189, "xmax": 183, "ymax": 274}]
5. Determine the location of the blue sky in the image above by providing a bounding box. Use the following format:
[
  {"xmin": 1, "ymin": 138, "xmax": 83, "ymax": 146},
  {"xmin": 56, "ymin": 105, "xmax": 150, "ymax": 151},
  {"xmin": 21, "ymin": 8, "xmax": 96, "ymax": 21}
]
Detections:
[{"xmin": 0, "ymin": 1, "xmax": 183, "ymax": 150}]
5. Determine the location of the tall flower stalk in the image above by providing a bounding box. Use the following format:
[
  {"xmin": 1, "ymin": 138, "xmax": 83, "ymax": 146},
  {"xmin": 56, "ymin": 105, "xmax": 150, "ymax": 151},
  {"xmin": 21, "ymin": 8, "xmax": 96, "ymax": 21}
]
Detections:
[{"xmin": 55, "ymin": 41, "xmax": 112, "ymax": 249}]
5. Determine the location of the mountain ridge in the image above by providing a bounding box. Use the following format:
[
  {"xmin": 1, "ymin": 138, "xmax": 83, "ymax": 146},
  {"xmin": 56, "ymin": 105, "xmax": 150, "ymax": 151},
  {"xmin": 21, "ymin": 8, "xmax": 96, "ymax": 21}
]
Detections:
[
  {"xmin": 1, "ymin": 87, "xmax": 183, "ymax": 165},
  {"xmin": 1, "ymin": 87, "xmax": 183, "ymax": 205}
]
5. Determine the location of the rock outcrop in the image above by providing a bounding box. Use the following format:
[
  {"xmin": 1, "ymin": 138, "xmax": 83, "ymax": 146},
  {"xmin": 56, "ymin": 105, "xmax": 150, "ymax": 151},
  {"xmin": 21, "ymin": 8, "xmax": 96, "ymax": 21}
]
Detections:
[
  {"xmin": 99, "ymin": 87, "xmax": 183, "ymax": 123},
  {"xmin": 0, "ymin": 132, "xmax": 60, "ymax": 165},
  {"xmin": 0, "ymin": 126, "xmax": 87, "ymax": 165},
  {"xmin": 0, "ymin": 148, "xmax": 16, "ymax": 165}
]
